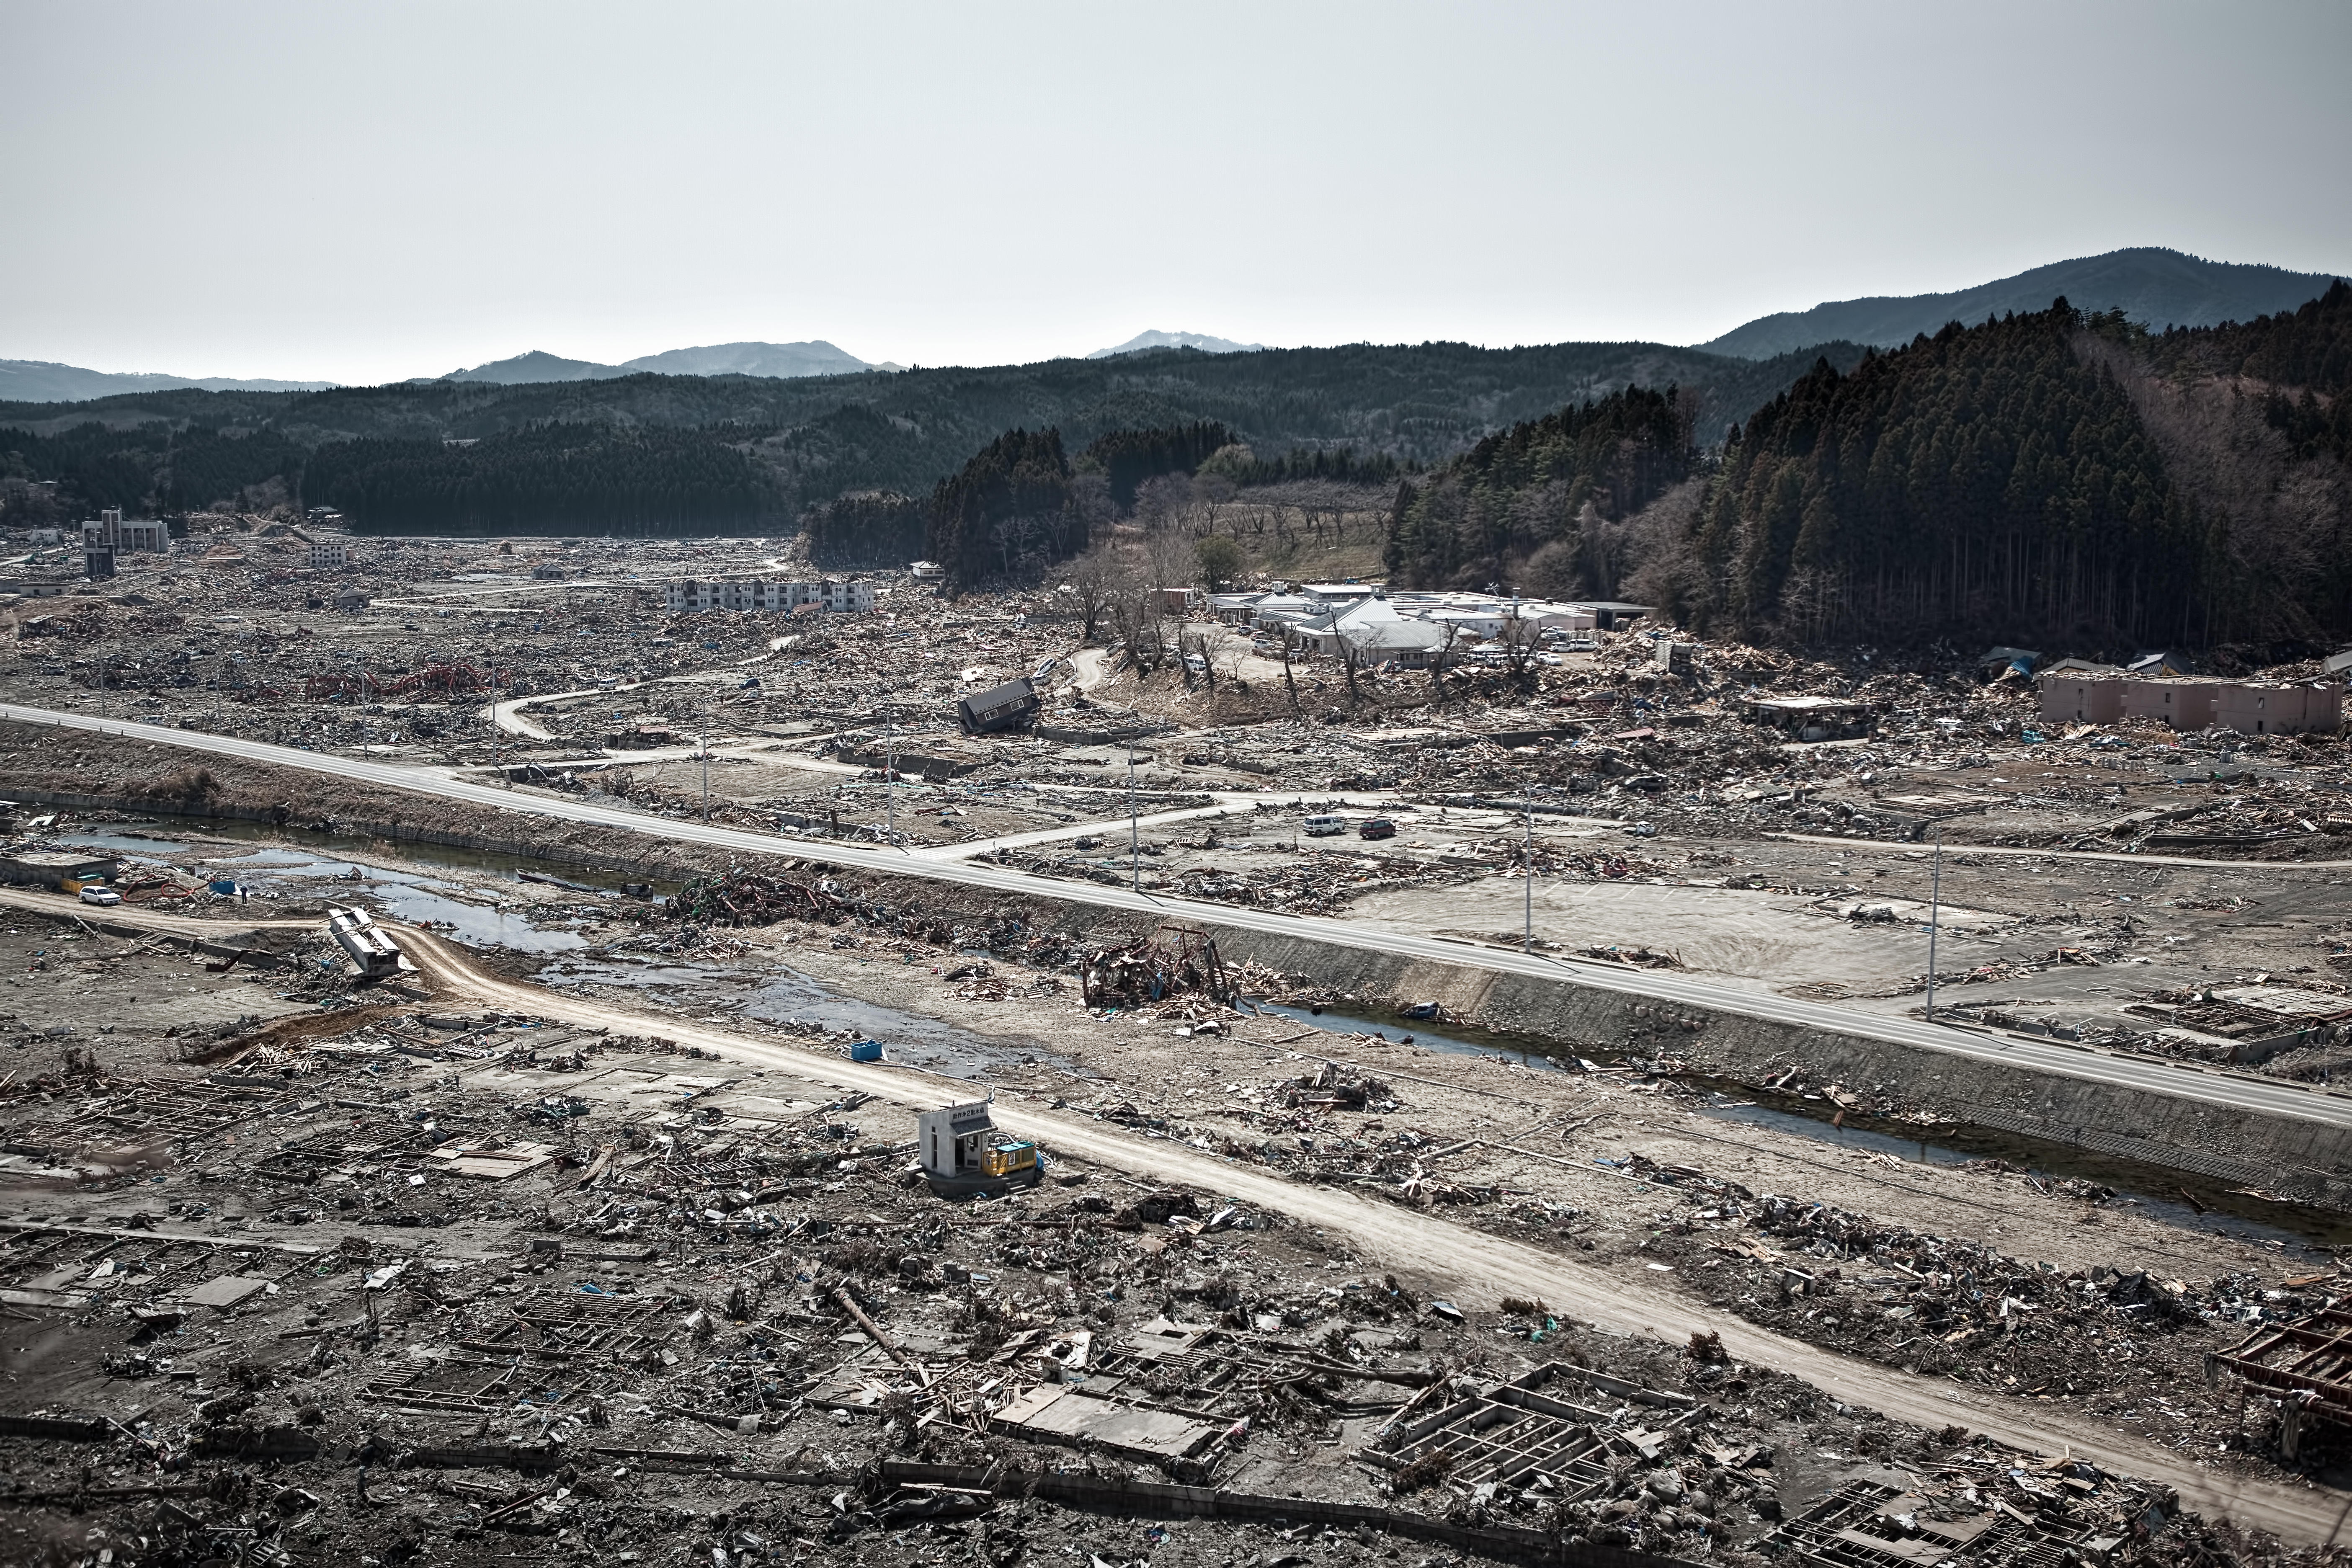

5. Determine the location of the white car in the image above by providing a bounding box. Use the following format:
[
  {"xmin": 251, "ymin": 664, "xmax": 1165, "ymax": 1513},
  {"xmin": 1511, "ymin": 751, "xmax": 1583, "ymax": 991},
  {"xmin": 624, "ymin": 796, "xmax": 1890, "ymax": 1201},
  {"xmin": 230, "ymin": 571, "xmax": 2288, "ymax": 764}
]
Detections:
[{"xmin": 77, "ymin": 885, "xmax": 122, "ymax": 906}]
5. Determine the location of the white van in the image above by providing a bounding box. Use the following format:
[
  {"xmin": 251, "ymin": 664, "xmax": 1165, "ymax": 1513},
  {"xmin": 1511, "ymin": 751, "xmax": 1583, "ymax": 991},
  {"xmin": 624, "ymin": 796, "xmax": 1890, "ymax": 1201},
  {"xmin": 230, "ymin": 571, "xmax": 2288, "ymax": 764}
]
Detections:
[{"xmin": 1302, "ymin": 814, "xmax": 1346, "ymax": 837}]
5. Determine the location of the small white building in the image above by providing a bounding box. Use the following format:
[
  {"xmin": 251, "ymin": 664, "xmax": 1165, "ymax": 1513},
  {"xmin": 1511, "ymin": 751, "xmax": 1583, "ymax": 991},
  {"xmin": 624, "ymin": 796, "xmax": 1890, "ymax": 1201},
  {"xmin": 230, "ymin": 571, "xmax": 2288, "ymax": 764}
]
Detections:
[
  {"xmin": 915, "ymin": 1097, "xmax": 1041, "ymax": 1193},
  {"xmin": 1300, "ymin": 582, "xmax": 1382, "ymax": 612},
  {"xmin": 909, "ymin": 560, "xmax": 946, "ymax": 583},
  {"xmin": 310, "ymin": 537, "xmax": 350, "ymax": 570},
  {"xmin": 83, "ymin": 508, "xmax": 170, "ymax": 554}
]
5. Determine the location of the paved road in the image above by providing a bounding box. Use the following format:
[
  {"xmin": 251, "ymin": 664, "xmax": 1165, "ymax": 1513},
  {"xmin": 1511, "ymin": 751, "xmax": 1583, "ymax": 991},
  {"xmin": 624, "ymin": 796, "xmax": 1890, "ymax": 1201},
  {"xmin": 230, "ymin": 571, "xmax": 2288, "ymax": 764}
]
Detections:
[
  {"xmin": 1768, "ymin": 830, "xmax": 2352, "ymax": 873},
  {"xmin": 12, "ymin": 701, "xmax": 2352, "ymax": 1134},
  {"xmin": 26, "ymin": 886, "xmax": 2344, "ymax": 1543},
  {"xmin": 913, "ymin": 800, "xmax": 1254, "ymax": 861}
]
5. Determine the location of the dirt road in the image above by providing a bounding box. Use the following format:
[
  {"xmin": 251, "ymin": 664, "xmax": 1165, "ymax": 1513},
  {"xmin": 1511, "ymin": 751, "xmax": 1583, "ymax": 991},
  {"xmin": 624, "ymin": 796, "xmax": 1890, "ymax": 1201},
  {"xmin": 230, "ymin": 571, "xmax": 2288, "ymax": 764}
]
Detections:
[
  {"xmin": 380, "ymin": 922, "xmax": 2350, "ymax": 1546},
  {"xmin": 0, "ymin": 885, "xmax": 319, "ymax": 933}
]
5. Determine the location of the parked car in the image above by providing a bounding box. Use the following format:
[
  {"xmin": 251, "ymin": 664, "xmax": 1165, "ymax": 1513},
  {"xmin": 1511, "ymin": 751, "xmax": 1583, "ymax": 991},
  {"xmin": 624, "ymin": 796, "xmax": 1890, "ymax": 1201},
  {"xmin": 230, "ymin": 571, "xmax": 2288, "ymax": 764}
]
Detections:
[
  {"xmin": 1302, "ymin": 814, "xmax": 1346, "ymax": 837},
  {"xmin": 1358, "ymin": 818, "xmax": 1398, "ymax": 840},
  {"xmin": 77, "ymin": 885, "xmax": 121, "ymax": 906}
]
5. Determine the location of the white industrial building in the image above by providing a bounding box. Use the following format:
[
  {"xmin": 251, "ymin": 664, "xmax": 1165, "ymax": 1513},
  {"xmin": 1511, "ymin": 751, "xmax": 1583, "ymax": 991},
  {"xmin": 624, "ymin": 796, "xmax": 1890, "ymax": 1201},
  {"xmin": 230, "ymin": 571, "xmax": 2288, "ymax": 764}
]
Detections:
[
  {"xmin": 1231, "ymin": 584, "xmax": 1622, "ymax": 660},
  {"xmin": 82, "ymin": 508, "xmax": 171, "ymax": 554},
  {"xmin": 664, "ymin": 577, "xmax": 875, "ymax": 614}
]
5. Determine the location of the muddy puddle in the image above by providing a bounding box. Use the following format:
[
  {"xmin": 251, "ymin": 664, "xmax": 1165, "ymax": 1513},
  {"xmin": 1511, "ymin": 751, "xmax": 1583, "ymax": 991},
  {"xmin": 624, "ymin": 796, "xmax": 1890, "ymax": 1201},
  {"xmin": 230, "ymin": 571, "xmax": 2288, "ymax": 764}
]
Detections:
[
  {"xmin": 52, "ymin": 822, "xmax": 604, "ymax": 953},
  {"xmin": 538, "ymin": 954, "xmax": 1093, "ymax": 1083},
  {"xmin": 1243, "ymin": 997, "xmax": 2350, "ymax": 1255}
]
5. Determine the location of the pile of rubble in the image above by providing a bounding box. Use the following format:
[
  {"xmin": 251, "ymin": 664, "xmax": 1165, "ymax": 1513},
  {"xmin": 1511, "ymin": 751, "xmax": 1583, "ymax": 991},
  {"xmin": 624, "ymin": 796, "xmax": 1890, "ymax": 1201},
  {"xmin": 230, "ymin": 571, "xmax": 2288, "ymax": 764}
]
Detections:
[{"xmin": 1660, "ymin": 1190, "xmax": 2288, "ymax": 1407}]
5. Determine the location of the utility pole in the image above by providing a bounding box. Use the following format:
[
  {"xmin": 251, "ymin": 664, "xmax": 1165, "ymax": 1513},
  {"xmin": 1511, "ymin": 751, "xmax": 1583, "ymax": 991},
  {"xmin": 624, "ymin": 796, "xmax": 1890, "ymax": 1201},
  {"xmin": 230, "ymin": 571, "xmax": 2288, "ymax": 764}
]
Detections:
[
  {"xmin": 884, "ymin": 712, "xmax": 895, "ymax": 846},
  {"xmin": 1523, "ymin": 806, "xmax": 1534, "ymax": 953},
  {"xmin": 1924, "ymin": 825, "xmax": 1944, "ymax": 1021},
  {"xmin": 1129, "ymin": 740, "xmax": 1140, "ymax": 892},
  {"xmin": 699, "ymin": 732, "xmax": 710, "ymax": 823}
]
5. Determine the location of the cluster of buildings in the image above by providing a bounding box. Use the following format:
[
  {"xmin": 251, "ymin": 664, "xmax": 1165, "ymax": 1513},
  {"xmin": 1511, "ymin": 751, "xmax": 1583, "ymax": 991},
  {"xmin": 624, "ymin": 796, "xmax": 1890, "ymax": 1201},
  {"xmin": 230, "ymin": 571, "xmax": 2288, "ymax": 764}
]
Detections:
[
  {"xmin": 65, "ymin": 511, "xmax": 357, "ymax": 580},
  {"xmin": 663, "ymin": 577, "xmax": 877, "ymax": 614},
  {"xmin": 2038, "ymin": 670, "xmax": 2343, "ymax": 735},
  {"xmin": 1201, "ymin": 583, "xmax": 1651, "ymax": 668}
]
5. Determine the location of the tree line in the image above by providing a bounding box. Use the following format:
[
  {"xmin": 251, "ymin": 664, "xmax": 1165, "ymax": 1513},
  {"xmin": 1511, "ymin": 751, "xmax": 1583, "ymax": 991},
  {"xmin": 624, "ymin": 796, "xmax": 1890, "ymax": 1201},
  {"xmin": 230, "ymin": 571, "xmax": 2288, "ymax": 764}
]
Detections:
[
  {"xmin": 1383, "ymin": 386, "xmax": 1697, "ymax": 591},
  {"xmin": 1378, "ymin": 285, "xmax": 2352, "ymax": 647},
  {"xmin": 306, "ymin": 424, "xmax": 788, "ymax": 534},
  {"xmin": 1679, "ymin": 304, "xmax": 2193, "ymax": 645},
  {"xmin": 0, "ymin": 336, "xmax": 1863, "ymax": 527}
]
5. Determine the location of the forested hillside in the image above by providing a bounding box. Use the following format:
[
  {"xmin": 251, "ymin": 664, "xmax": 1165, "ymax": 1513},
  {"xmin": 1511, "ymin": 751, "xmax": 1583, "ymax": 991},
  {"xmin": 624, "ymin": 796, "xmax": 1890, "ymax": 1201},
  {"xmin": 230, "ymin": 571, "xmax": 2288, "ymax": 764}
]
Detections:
[
  {"xmin": 302, "ymin": 426, "xmax": 782, "ymax": 533},
  {"xmin": 1685, "ymin": 305, "xmax": 2195, "ymax": 645},
  {"xmin": 1384, "ymin": 387, "xmax": 1697, "ymax": 591},
  {"xmin": 1701, "ymin": 248, "xmax": 2341, "ymax": 360},
  {"xmin": 801, "ymin": 490, "xmax": 927, "ymax": 568},
  {"xmin": 0, "ymin": 339, "xmax": 1857, "ymax": 534},
  {"xmin": 2149, "ymin": 279, "xmax": 2352, "ymax": 464},
  {"xmin": 1383, "ymin": 287, "xmax": 2352, "ymax": 648},
  {"xmin": 925, "ymin": 428, "xmax": 1083, "ymax": 583}
]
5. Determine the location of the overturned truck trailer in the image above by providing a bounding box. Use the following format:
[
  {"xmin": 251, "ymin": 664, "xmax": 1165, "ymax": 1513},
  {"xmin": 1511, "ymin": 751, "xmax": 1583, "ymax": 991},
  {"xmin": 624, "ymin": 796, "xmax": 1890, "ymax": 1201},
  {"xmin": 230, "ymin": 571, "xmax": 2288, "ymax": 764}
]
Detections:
[
  {"xmin": 327, "ymin": 905, "xmax": 411, "ymax": 980},
  {"xmin": 958, "ymin": 676, "xmax": 1039, "ymax": 735}
]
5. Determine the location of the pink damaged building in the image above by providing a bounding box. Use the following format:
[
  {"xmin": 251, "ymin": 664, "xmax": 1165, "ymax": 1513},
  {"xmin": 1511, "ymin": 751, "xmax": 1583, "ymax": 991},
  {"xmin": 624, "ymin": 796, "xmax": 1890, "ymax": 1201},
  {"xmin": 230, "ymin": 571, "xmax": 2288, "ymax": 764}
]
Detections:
[{"xmin": 2039, "ymin": 674, "xmax": 2342, "ymax": 735}]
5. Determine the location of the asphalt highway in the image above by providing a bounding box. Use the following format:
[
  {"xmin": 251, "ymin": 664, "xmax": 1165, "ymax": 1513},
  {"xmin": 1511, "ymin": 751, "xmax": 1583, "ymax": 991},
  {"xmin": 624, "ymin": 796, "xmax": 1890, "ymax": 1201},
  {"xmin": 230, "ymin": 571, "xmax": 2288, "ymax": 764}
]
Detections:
[{"xmin": 12, "ymin": 700, "xmax": 2352, "ymax": 1134}]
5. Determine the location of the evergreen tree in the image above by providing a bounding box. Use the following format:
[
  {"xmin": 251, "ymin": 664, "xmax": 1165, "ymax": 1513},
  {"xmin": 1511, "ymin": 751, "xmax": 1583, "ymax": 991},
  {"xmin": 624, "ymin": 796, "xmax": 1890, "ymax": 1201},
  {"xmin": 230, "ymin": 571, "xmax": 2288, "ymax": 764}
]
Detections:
[{"xmin": 927, "ymin": 427, "xmax": 1079, "ymax": 584}]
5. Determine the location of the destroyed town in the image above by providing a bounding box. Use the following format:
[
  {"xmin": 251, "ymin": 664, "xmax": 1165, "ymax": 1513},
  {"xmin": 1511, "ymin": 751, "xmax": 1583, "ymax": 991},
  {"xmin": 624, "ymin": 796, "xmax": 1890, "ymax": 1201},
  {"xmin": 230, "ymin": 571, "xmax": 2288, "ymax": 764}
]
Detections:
[{"xmin": 5, "ymin": 18, "xmax": 2352, "ymax": 1568}]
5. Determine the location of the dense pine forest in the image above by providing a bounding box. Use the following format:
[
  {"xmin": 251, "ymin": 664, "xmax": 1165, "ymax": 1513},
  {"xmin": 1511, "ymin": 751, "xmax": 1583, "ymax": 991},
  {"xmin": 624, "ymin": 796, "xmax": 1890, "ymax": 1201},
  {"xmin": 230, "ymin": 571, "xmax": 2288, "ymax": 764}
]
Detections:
[
  {"xmin": 1083, "ymin": 421, "xmax": 1236, "ymax": 508},
  {"xmin": 1384, "ymin": 387, "xmax": 1698, "ymax": 592},
  {"xmin": 1688, "ymin": 304, "xmax": 2192, "ymax": 645},
  {"xmin": 1381, "ymin": 285, "xmax": 2351, "ymax": 648},
  {"xmin": 1671, "ymin": 292, "xmax": 2352, "ymax": 646},
  {"xmin": 801, "ymin": 489, "xmax": 927, "ymax": 568},
  {"xmin": 302, "ymin": 426, "xmax": 784, "ymax": 532},
  {"xmin": 924, "ymin": 428, "xmax": 1083, "ymax": 583}
]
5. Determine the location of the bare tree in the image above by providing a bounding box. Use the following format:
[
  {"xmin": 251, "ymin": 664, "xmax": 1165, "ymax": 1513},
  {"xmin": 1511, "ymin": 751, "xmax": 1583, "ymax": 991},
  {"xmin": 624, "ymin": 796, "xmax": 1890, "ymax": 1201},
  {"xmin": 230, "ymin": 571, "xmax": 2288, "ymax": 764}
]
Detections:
[
  {"xmin": 1335, "ymin": 629, "xmax": 1366, "ymax": 709},
  {"xmin": 1182, "ymin": 629, "xmax": 1217, "ymax": 693},
  {"xmin": 990, "ymin": 513, "xmax": 1041, "ymax": 578},
  {"xmin": 1498, "ymin": 614, "xmax": 1542, "ymax": 689},
  {"xmin": 1429, "ymin": 619, "xmax": 1465, "ymax": 707},
  {"xmin": 1278, "ymin": 623, "xmax": 1301, "ymax": 714},
  {"xmin": 1135, "ymin": 473, "xmax": 1194, "ymax": 535},
  {"xmin": 1065, "ymin": 542, "xmax": 1121, "ymax": 644},
  {"xmin": 1145, "ymin": 525, "xmax": 1196, "ymax": 600},
  {"xmin": 1106, "ymin": 555, "xmax": 1169, "ymax": 674}
]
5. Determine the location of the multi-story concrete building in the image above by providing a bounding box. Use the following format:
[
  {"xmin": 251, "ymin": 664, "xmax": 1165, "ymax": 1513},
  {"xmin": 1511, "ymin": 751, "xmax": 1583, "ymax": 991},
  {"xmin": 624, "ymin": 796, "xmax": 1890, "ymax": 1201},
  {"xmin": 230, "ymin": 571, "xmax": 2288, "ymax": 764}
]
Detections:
[
  {"xmin": 81, "ymin": 508, "xmax": 171, "ymax": 554},
  {"xmin": 663, "ymin": 577, "xmax": 875, "ymax": 614}
]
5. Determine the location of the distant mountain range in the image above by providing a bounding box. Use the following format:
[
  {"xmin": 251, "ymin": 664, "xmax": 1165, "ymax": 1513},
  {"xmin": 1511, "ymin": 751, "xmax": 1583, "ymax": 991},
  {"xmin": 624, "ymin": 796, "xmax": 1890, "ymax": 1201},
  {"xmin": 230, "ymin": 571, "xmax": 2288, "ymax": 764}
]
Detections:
[
  {"xmin": 0, "ymin": 359, "xmax": 337, "ymax": 402},
  {"xmin": 444, "ymin": 340, "xmax": 893, "ymax": 384},
  {"xmin": 10, "ymin": 251, "xmax": 2344, "ymax": 404},
  {"xmin": 1700, "ymin": 247, "xmax": 2344, "ymax": 360},
  {"xmin": 1088, "ymin": 329, "xmax": 1264, "ymax": 359}
]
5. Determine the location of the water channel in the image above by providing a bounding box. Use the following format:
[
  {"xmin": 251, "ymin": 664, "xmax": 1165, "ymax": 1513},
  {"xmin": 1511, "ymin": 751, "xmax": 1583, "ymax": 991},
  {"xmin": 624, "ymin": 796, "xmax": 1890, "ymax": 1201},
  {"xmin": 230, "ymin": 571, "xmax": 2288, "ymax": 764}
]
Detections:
[
  {"xmin": 36, "ymin": 816, "xmax": 2347, "ymax": 1254},
  {"xmin": 1241, "ymin": 998, "xmax": 2351, "ymax": 1256}
]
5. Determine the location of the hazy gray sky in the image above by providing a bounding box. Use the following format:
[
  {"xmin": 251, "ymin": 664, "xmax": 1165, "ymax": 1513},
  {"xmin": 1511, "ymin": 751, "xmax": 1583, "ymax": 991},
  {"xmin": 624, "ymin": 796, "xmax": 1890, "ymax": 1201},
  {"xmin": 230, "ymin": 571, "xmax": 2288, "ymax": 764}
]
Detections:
[{"xmin": 5, "ymin": 0, "xmax": 2347, "ymax": 384}]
